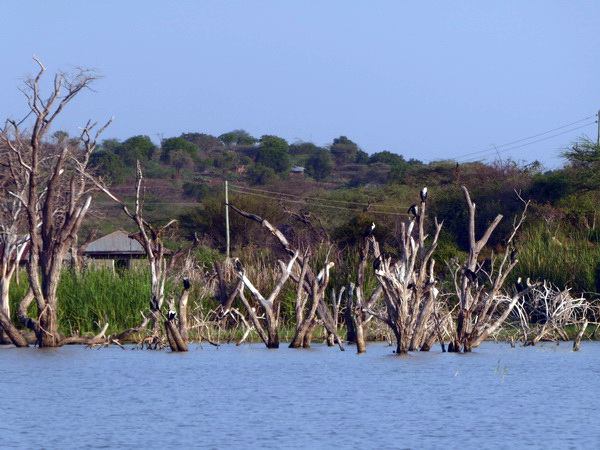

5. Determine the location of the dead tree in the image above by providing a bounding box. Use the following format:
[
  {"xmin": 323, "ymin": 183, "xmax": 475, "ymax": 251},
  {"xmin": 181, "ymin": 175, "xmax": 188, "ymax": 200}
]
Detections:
[
  {"xmin": 235, "ymin": 253, "xmax": 298, "ymax": 348},
  {"xmin": 230, "ymin": 204, "xmax": 344, "ymax": 350},
  {"xmin": 214, "ymin": 259, "xmax": 243, "ymax": 322},
  {"xmin": 88, "ymin": 162, "xmax": 199, "ymax": 351},
  {"xmin": 1, "ymin": 58, "xmax": 112, "ymax": 347},
  {"xmin": 287, "ymin": 253, "xmax": 336, "ymax": 349},
  {"xmin": 347, "ymin": 234, "xmax": 383, "ymax": 353},
  {"xmin": 370, "ymin": 191, "xmax": 443, "ymax": 354},
  {"xmin": 325, "ymin": 286, "xmax": 345, "ymax": 346},
  {"xmin": 448, "ymin": 186, "xmax": 538, "ymax": 352},
  {"xmin": 516, "ymin": 281, "xmax": 590, "ymax": 346},
  {"xmin": 0, "ymin": 179, "xmax": 30, "ymax": 346}
]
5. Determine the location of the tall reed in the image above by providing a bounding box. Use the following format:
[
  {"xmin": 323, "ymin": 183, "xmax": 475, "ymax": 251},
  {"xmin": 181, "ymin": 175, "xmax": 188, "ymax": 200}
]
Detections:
[{"xmin": 515, "ymin": 226, "xmax": 600, "ymax": 295}]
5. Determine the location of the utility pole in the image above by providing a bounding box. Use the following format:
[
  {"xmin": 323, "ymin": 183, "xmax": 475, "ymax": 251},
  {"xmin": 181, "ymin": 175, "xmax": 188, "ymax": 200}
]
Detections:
[
  {"xmin": 225, "ymin": 180, "xmax": 230, "ymax": 259},
  {"xmin": 597, "ymin": 110, "xmax": 599, "ymax": 146}
]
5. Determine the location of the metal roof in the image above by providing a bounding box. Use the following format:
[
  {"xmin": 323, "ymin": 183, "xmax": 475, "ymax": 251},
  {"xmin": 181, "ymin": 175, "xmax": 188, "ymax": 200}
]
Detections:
[{"xmin": 84, "ymin": 230, "xmax": 146, "ymax": 254}]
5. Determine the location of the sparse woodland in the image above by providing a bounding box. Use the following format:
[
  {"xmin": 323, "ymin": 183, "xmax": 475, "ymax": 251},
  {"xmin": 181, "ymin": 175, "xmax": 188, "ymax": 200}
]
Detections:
[{"xmin": 1, "ymin": 60, "xmax": 598, "ymax": 353}]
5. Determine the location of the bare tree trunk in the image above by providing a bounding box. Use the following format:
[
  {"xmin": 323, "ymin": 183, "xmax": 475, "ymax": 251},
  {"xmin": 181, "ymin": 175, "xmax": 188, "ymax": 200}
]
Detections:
[{"xmin": 573, "ymin": 321, "xmax": 588, "ymax": 351}]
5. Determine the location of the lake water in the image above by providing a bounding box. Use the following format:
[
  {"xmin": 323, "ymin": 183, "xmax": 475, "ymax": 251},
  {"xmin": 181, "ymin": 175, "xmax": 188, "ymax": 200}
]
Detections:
[{"xmin": 1, "ymin": 341, "xmax": 599, "ymax": 449}]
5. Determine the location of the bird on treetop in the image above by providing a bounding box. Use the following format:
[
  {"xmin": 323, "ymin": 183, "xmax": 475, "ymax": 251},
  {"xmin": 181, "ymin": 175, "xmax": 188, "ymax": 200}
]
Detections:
[
  {"xmin": 183, "ymin": 277, "xmax": 191, "ymax": 290},
  {"xmin": 420, "ymin": 187, "xmax": 428, "ymax": 203},
  {"xmin": 364, "ymin": 222, "xmax": 375, "ymax": 237},
  {"xmin": 408, "ymin": 204, "xmax": 419, "ymax": 218},
  {"xmin": 234, "ymin": 258, "xmax": 243, "ymax": 272},
  {"xmin": 463, "ymin": 268, "xmax": 477, "ymax": 283}
]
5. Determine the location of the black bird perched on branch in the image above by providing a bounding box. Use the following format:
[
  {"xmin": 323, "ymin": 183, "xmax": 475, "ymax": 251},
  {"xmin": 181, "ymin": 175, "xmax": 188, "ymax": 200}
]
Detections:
[
  {"xmin": 408, "ymin": 204, "xmax": 419, "ymax": 218},
  {"xmin": 420, "ymin": 187, "xmax": 428, "ymax": 203},
  {"xmin": 515, "ymin": 276, "xmax": 524, "ymax": 292},
  {"xmin": 168, "ymin": 310, "xmax": 176, "ymax": 321},
  {"xmin": 234, "ymin": 258, "xmax": 243, "ymax": 273},
  {"xmin": 463, "ymin": 268, "xmax": 477, "ymax": 284},
  {"xmin": 364, "ymin": 222, "xmax": 375, "ymax": 237},
  {"xmin": 373, "ymin": 255, "xmax": 382, "ymax": 271},
  {"xmin": 183, "ymin": 277, "xmax": 191, "ymax": 291},
  {"xmin": 510, "ymin": 248, "xmax": 519, "ymax": 264}
]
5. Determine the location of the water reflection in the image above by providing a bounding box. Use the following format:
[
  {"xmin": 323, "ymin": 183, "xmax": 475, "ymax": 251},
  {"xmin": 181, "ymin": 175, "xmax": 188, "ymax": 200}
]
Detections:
[{"xmin": 1, "ymin": 342, "xmax": 598, "ymax": 449}]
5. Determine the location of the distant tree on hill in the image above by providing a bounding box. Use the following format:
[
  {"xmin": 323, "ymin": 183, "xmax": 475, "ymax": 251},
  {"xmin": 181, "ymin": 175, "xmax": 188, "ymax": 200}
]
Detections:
[
  {"xmin": 180, "ymin": 133, "xmax": 222, "ymax": 154},
  {"xmin": 115, "ymin": 135, "xmax": 156, "ymax": 166},
  {"xmin": 160, "ymin": 137, "xmax": 198, "ymax": 163},
  {"xmin": 218, "ymin": 129, "xmax": 257, "ymax": 147},
  {"xmin": 355, "ymin": 149, "xmax": 369, "ymax": 164},
  {"xmin": 330, "ymin": 136, "xmax": 359, "ymax": 165},
  {"xmin": 90, "ymin": 150, "xmax": 127, "ymax": 184},
  {"xmin": 98, "ymin": 138, "xmax": 121, "ymax": 153},
  {"xmin": 170, "ymin": 149, "xmax": 194, "ymax": 175},
  {"xmin": 256, "ymin": 135, "xmax": 290, "ymax": 174},
  {"xmin": 305, "ymin": 148, "xmax": 334, "ymax": 181},
  {"xmin": 562, "ymin": 138, "xmax": 600, "ymax": 190},
  {"xmin": 369, "ymin": 150, "xmax": 406, "ymax": 166},
  {"xmin": 289, "ymin": 141, "xmax": 320, "ymax": 156},
  {"xmin": 247, "ymin": 164, "xmax": 277, "ymax": 185}
]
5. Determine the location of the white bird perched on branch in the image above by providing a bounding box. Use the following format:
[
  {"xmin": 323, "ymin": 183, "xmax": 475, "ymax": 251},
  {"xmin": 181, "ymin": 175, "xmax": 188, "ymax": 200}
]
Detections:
[{"xmin": 420, "ymin": 187, "xmax": 428, "ymax": 203}]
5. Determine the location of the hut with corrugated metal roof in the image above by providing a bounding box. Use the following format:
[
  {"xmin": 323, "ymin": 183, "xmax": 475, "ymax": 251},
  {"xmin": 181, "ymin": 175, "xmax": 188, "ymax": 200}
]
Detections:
[{"xmin": 83, "ymin": 230, "xmax": 147, "ymax": 270}]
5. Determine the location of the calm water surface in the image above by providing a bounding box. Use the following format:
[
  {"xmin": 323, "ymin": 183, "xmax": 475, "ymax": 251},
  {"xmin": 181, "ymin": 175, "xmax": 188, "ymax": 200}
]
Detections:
[{"xmin": 1, "ymin": 341, "xmax": 599, "ymax": 449}]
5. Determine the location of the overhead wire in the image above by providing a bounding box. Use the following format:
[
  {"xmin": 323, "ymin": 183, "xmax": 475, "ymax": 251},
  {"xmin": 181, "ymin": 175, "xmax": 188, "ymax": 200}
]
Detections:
[
  {"xmin": 430, "ymin": 114, "xmax": 597, "ymax": 162},
  {"xmin": 230, "ymin": 183, "xmax": 410, "ymax": 211},
  {"xmin": 454, "ymin": 121, "xmax": 596, "ymax": 163},
  {"xmin": 228, "ymin": 185, "xmax": 410, "ymax": 216}
]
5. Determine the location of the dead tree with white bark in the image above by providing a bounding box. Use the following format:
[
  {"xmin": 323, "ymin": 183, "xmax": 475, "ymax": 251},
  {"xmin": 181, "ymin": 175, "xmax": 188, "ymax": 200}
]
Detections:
[
  {"xmin": 448, "ymin": 186, "xmax": 539, "ymax": 352},
  {"xmin": 346, "ymin": 234, "xmax": 383, "ymax": 353},
  {"xmin": 86, "ymin": 162, "xmax": 200, "ymax": 351},
  {"xmin": 230, "ymin": 204, "xmax": 344, "ymax": 350},
  {"xmin": 0, "ymin": 166, "xmax": 30, "ymax": 346},
  {"xmin": 515, "ymin": 281, "xmax": 590, "ymax": 346},
  {"xmin": 1, "ymin": 58, "xmax": 112, "ymax": 347},
  {"xmin": 234, "ymin": 252, "xmax": 298, "ymax": 348},
  {"xmin": 369, "ymin": 190, "xmax": 444, "ymax": 354}
]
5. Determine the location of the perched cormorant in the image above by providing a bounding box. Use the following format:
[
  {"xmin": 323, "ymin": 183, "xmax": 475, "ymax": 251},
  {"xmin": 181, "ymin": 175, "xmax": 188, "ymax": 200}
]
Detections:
[
  {"xmin": 183, "ymin": 277, "xmax": 191, "ymax": 291},
  {"xmin": 373, "ymin": 256, "xmax": 382, "ymax": 271},
  {"xmin": 168, "ymin": 310, "xmax": 176, "ymax": 321},
  {"xmin": 463, "ymin": 268, "xmax": 477, "ymax": 283},
  {"xmin": 510, "ymin": 248, "xmax": 519, "ymax": 264},
  {"xmin": 408, "ymin": 204, "xmax": 419, "ymax": 218},
  {"xmin": 365, "ymin": 222, "xmax": 375, "ymax": 237},
  {"xmin": 515, "ymin": 276, "xmax": 524, "ymax": 292},
  {"xmin": 420, "ymin": 187, "xmax": 428, "ymax": 203},
  {"xmin": 234, "ymin": 258, "xmax": 243, "ymax": 272}
]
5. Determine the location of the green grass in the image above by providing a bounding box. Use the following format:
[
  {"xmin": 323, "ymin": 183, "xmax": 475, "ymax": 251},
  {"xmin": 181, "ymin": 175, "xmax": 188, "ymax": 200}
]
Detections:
[{"xmin": 515, "ymin": 226, "xmax": 600, "ymax": 295}]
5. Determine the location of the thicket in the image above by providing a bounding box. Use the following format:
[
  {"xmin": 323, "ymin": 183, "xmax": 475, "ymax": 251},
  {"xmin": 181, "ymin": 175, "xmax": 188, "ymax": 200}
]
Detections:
[{"xmin": 84, "ymin": 129, "xmax": 600, "ymax": 297}]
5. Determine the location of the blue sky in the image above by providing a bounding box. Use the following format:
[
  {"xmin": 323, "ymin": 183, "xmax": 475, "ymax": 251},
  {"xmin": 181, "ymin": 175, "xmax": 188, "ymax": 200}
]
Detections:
[{"xmin": 1, "ymin": 1, "xmax": 598, "ymax": 168}]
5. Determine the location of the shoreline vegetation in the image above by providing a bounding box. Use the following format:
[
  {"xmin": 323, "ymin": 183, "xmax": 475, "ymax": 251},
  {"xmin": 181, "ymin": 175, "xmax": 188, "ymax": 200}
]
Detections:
[{"xmin": 1, "ymin": 60, "xmax": 598, "ymax": 354}]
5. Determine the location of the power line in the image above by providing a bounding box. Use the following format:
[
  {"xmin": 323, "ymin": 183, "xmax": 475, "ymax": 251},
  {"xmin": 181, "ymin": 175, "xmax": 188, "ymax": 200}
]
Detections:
[
  {"xmin": 454, "ymin": 121, "xmax": 596, "ymax": 163},
  {"xmin": 423, "ymin": 115, "xmax": 596, "ymax": 163},
  {"xmin": 230, "ymin": 183, "xmax": 410, "ymax": 211},
  {"xmin": 228, "ymin": 187, "xmax": 410, "ymax": 216}
]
